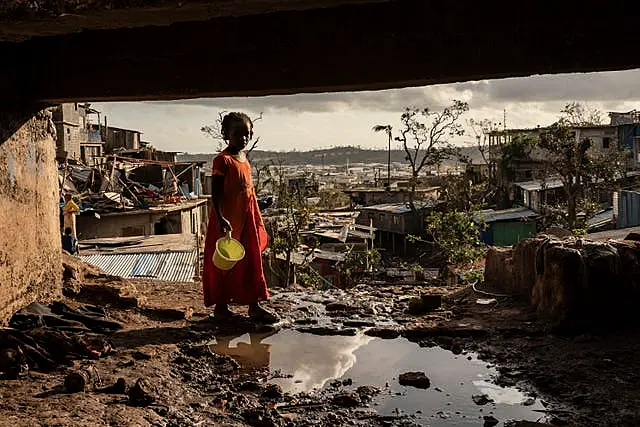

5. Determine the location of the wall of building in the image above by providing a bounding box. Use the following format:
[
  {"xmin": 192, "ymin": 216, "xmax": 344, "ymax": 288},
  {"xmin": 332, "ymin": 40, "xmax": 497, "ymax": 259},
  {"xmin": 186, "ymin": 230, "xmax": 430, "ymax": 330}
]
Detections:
[
  {"xmin": 77, "ymin": 212, "xmax": 164, "ymax": 239},
  {"xmin": 0, "ymin": 108, "xmax": 61, "ymax": 322}
]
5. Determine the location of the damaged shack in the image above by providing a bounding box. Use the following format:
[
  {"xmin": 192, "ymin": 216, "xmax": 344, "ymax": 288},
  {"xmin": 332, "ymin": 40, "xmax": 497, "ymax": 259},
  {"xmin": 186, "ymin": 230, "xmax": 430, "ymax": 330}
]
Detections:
[{"xmin": 59, "ymin": 154, "xmax": 208, "ymax": 240}]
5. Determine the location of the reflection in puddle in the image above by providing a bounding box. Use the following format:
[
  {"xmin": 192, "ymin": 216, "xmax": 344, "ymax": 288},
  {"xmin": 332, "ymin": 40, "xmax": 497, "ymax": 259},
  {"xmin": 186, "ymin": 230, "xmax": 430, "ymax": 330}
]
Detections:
[{"xmin": 214, "ymin": 329, "xmax": 546, "ymax": 425}]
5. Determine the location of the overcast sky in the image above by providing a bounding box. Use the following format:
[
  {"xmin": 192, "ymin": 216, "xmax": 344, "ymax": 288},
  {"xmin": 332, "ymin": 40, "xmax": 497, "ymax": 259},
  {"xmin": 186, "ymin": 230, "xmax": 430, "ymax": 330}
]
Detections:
[{"xmin": 92, "ymin": 68, "xmax": 640, "ymax": 154}]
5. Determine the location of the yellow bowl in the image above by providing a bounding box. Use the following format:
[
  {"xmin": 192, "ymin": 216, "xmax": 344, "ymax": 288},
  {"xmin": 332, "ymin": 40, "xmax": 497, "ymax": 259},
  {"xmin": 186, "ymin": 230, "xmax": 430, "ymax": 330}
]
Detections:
[{"xmin": 213, "ymin": 232, "xmax": 245, "ymax": 270}]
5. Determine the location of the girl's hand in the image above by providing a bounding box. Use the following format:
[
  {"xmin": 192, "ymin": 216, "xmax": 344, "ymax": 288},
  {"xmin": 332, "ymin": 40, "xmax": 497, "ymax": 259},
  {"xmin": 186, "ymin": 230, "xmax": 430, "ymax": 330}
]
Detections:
[{"xmin": 219, "ymin": 217, "xmax": 232, "ymax": 234}]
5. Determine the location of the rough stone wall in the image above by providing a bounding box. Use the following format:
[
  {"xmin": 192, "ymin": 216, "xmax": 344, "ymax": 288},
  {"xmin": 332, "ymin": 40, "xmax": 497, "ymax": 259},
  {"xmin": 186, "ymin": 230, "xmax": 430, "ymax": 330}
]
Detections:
[
  {"xmin": 0, "ymin": 107, "xmax": 61, "ymax": 322},
  {"xmin": 489, "ymin": 235, "xmax": 640, "ymax": 327}
]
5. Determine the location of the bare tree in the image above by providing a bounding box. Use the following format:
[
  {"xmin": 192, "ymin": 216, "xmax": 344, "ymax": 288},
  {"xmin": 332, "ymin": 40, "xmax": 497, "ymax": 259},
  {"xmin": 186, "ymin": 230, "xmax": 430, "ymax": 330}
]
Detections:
[
  {"xmin": 538, "ymin": 103, "xmax": 628, "ymax": 231},
  {"xmin": 467, "ymin": 118, "xmax": 501, "ymax": 166},
  {"xmin": 201, "ymin": 111, "xmax": 264, "ymax": 155},
  {"xmin": 560, "ymin": 102, "xmax": 604, "ymax": 127},
  {"xmin": 396, "ymin": 101, "xmax": 469, "ymax": 191},
  {"xmin": 372, "ymin": 124, "xmax": 393, "ymax": 188}
]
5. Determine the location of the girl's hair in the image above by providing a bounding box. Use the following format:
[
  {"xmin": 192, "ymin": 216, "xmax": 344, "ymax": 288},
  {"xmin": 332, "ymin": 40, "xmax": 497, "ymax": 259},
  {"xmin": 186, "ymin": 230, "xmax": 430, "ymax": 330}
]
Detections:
[{"xmin": 221, "ymin": 112, "xmax": 253, "ymax": 140}]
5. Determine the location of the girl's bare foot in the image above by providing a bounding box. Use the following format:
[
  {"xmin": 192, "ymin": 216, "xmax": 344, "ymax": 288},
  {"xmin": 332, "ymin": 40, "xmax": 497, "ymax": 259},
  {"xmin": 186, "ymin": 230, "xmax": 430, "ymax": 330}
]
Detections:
[{"xmin": 248, "ymin": 303, "xmax": 280, "ymax": 324}]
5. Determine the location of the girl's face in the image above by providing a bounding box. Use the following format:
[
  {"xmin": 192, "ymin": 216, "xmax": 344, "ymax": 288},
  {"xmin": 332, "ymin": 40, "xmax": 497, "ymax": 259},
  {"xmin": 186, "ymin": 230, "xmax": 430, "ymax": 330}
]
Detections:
[{"xmin": 227, "ymin": 119, "xmax": 252, "ymax": 150}]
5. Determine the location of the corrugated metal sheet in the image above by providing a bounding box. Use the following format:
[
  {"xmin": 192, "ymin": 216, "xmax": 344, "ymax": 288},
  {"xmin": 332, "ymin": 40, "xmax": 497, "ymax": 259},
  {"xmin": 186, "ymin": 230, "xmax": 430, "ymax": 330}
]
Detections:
[
  {"xmin": 80, "ymin": 250, "xmax": 197, "ymax": 282},
  {"xmin": 515, "ymin": 178, "xmax": 564, "ymax": 192},
  {"xmin": 615, "ymin": 190, "xmax": 640, "ymax": 228},
  {"xmin": 475, "ymin": 207, "xmax": 538, "ymax": 223}
]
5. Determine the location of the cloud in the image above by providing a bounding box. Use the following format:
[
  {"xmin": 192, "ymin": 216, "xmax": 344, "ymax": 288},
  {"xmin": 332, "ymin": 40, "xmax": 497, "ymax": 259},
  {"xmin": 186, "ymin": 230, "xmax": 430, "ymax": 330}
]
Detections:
[{"xmin": 148, "ymin": 68, "xmax": 640, "ymax": 116}]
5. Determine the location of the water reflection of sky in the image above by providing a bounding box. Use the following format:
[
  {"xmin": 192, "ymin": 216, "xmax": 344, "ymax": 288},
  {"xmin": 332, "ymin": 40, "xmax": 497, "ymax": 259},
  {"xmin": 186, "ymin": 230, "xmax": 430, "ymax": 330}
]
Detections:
[
  {"xmin": 225, "ymin": 330, "xmax": 374, "ymax": 393},
  {"xmin": 216, "ymin": 330, "xmax": 549, "ymax": 425}
]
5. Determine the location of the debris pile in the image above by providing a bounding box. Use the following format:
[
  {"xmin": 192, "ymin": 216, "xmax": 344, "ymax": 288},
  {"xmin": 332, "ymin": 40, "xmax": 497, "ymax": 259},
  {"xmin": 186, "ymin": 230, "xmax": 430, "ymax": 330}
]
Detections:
[
  {"xmin": 0, "ymin": 302, "xmax": 121, "ymax": 378},
  {"xmin": 59, "ymin": 155, "xmax": 205, "ymax": 215}
]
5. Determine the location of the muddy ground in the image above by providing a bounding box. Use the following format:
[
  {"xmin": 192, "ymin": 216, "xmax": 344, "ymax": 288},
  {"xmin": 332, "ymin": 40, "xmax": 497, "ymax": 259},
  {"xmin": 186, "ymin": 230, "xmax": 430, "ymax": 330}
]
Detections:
[{"xmin": 0, "ymin": 261, "xmax": 638, "ymax": 427}]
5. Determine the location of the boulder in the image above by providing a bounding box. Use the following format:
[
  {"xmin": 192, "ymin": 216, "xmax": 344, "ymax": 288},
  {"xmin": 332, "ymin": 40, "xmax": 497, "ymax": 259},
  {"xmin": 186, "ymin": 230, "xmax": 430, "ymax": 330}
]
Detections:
[
  {"xmin": 531, "ymin": 245, "xmax": 587, "ymax": 323},
  {"xmin": 483, "ymin": 247, "xmax": 513, "ymax": 292}
]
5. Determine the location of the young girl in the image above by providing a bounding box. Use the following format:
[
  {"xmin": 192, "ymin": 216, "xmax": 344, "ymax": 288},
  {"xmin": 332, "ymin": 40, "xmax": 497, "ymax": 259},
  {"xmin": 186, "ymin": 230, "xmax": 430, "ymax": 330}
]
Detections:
[{"xmin": 202, "ymin": 112, "xmax": 279, "ymax": 323}]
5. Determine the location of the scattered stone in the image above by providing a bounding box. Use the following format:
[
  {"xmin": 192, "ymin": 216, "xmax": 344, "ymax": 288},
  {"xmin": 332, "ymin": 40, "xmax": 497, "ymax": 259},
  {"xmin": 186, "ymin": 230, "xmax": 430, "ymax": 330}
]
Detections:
[
  {"xmin": 332, "ymin": 391, "xmax": 362, "ymax": 407},
  {"xmin": 64, "ymin": 366, "xmax": 99, "ymax": 393},
  {"xmin": 434, "ymin": 387, "xmax": 443, "ymax": 392},
  {"xmin": 342, "ymin": 319, "xmax": 376, "ymax": 327},
  {"xmin": 450, "ymin": 340, "xmax": 463, "ymax": 355},
  {"xmin": 294, "ymin": 318, "xmax": 318, "ymax": 325},
  {"xmin": 330, "ymin": 379, "xmax": 343, "ymax": 388},
  {"xmin": 261, "ymin": 383, "xmax": 283, "ymax": 399},
  {"xmin": 238, "ymin": 380, "xmax": 263, "ymax": 392},
  {"xmin": 472, "ymin": 394, "xmax": 494, "ymax": 405},
  {"xmin": 398, "ymin": 372, "xmax": 430, "ymax": 389},
  {"xmin": 128, "ymin": 378, "xmax": 157, "ymax": 407},
  {"xmin": 296, "ymin": 326, "xmax": 357, "ymax": 336},
  {"xmin": 96, "ymin": 378, "xmax": 127, "ymax": 394},
  {"xmin": 342, "ymin": 378, "xmax": 353, "ymax": 386},
  {"xmin": 364, "ymin": 327, "xmax": 401, "ymax": 339},
  {"xmin": 483, "ymin": 415, "xmax": 499, "ymax": 427},
  {"xmin": 356, "ymin": 385, "xmax": 381, "ymax": 403},
  {"xmin": 407, "ymin": 294, "xmax": 442, "ymax": 315},
  {"xmin": 325, "ymin": 302, "xmax": 355, "ymax": 312},
  {"xmin": 132, "ymin": 351, "xmax": 152, "ymax": 361}
]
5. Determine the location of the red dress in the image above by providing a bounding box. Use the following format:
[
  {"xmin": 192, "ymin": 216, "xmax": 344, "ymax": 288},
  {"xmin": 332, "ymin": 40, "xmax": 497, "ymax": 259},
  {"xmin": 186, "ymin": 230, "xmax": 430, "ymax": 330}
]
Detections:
[{"xmin": 202, "ymin": 152, "xmax": 269, "ymax": 307}]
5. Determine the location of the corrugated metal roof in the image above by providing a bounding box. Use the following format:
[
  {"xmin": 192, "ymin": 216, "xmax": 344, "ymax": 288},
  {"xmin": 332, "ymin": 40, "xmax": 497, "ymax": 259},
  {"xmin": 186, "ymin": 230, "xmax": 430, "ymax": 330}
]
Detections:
[
  {"xmin": 475, "ymin": 207, "xmax": 538, "ymax": 223},
  {"xmin": 80, "ymin": 250, "xmax": 197, "ymax": 282},
  {"xmin": 515, "ymin": 178, "xmax": 564, "ymax": 192}
]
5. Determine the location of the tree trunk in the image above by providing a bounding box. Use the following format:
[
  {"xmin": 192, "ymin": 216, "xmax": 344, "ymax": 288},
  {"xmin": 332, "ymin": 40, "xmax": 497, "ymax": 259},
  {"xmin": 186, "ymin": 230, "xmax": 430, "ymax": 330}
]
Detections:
[
  {"xmin": 285, "ymin": 251, "xmax": 292, "ymax": 287},
  {"xmin": 567, "ymin": 194, "xmax": 577, "ymax": 230}
]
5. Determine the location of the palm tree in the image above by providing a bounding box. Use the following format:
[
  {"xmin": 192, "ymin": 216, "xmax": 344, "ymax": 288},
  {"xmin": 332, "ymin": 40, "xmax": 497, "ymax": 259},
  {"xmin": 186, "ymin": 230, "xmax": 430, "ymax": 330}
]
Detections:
[{"xmin": 372, "ymin": 124, "xmax": 393, "ymax": 188}]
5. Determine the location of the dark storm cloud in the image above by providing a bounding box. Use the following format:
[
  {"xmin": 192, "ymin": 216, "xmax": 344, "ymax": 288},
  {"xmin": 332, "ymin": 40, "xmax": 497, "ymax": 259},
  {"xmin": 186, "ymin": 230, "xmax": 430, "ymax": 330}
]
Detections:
[{"xmin": 148, "ymin": 68, "xmax": 640, "ymax": 113}]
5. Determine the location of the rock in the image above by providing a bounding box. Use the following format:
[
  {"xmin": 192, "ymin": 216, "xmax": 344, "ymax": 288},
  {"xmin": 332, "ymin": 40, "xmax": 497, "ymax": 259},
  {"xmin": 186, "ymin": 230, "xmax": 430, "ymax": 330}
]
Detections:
[
  {"xmin": 472, "ymin": 393, "xmax": 493, "ymax": 405},
  {"xmin": 398, "ymin": 372, "xmax": 430, "ymax": 389},
  {"xmin": 364, "ymin": 327, "xmax": 401, "ymax": 339},
  {"xmin": 238, "ymin": 380, "xmax": 263, "ymax": 392},
  {"xmin": 96, "ymin": 377, "xmax": 127, "ymax": 394},
  {"xmin": 296, "ymin": 326, "xmax": 357, "ymax": 336},
  {"xmin": 332, "ymin": 391, "xmax": 361, "ymax": 407},
  {"xmin": 512, "ymin": 237, "xmax": 559, "ymax": 301},
  {"xmin": 356, "ymin": 385, "xmax": 380, "ymax": 403},
  {"xmin": 484, "ymin": 247, "xmax": 514, "ymax": 293},
  {"xmin": 483, "ymin": 415, "xmax": 499, "ymax": 427},
  {"xmin": 128, "ymin": 378, "xmax": 157, "ymax": 407},
  {"xmin": 342, "ymin": 378, "xmax": 353, "ymax": 386},
  {"xmin": 325, "ymin": 302, "xmax": 355, "ymax": 312},
  {"xmin": 261, "ymin": 383, "xmax": 283, "ymax": 399},
  {"xmin": 342, "ymin": 319, "xmax": 376, "ymax": 327},
  {"xmin": 64, "ymin": 366, "xmax": 99, "ymax": 393},
  {"xmin": 406, "ymin": 294, "xmax": 441, "ymax": 314},
  {"xmin": 132, "ymin": 351, "xmax": 152, "ymax": 361}
]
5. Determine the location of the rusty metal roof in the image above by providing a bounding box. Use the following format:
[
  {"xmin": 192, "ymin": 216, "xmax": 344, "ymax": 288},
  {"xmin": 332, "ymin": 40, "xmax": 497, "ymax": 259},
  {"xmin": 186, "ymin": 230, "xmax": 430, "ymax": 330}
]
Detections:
[{"xmin": 80, "ymin": 250, "xmax": 197, "ymax": 282}]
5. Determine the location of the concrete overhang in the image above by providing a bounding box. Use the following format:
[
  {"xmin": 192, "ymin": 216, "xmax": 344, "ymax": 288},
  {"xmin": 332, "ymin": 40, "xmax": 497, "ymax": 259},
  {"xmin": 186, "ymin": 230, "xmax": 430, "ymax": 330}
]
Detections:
[{"xmin": 1, "ymin": 0, "xmax": 638, "ymax": 104}]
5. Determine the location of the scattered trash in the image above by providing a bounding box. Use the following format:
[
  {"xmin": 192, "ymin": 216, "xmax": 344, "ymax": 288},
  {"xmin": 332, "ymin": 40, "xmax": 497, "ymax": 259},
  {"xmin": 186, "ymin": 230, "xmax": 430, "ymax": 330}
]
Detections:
[
  {"xmin": 64, "ymin": 366, "xmax": 100, "ymax": 393},
  {"xmin": 476, "ymin": 298, "xmax": 498, "ymax": 305}
]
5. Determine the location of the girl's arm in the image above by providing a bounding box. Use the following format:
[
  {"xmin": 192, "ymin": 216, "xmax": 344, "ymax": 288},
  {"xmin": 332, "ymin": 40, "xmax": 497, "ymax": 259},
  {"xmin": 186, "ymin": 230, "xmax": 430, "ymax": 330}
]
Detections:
[{"xmin": 211, "ymin": 175, "xmax": 232, "ymax": 233}]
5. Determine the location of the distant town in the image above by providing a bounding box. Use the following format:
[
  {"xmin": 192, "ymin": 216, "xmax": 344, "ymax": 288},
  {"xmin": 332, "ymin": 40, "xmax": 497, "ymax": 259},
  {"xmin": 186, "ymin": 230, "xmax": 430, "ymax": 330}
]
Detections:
[{"xmin": 54, "ymin": 101, "xmax": 640, "ymax": 290}]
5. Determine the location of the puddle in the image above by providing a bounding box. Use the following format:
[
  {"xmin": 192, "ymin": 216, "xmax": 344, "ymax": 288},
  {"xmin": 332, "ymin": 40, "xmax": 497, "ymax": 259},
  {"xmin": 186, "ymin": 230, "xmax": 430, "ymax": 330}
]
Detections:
[{"xmin": 213, "ymin": 329, "xmax": 547, "ymax": 425}]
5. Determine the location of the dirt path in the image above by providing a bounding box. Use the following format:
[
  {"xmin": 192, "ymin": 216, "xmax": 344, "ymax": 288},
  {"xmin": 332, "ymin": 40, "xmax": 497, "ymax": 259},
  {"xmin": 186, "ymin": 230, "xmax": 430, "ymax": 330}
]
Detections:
[{"xmin": 1, "ymin": 264, "xmax": 638, "ymax": 426}]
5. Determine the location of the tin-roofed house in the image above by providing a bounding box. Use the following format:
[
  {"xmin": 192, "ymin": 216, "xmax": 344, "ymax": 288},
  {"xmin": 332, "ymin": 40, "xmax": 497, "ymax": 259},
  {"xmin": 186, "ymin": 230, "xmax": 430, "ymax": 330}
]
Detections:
[
  {"xmin": 475, "ymin": 207, "xmax": 538, "ymax": 247},
  {"xmin": 356, "ymin": 201, "xmax": 438, "ymax": 256}
]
